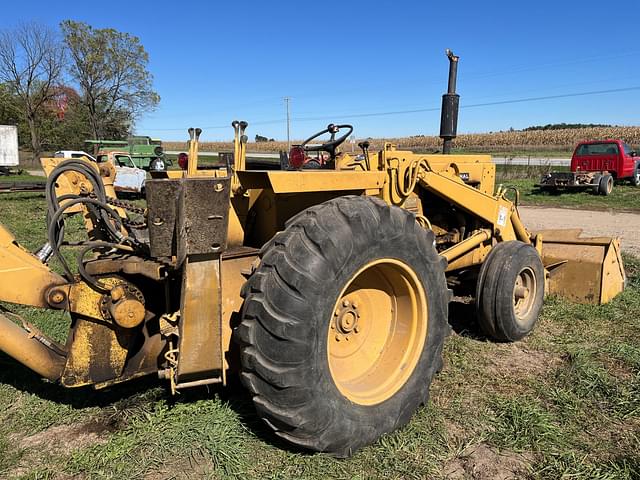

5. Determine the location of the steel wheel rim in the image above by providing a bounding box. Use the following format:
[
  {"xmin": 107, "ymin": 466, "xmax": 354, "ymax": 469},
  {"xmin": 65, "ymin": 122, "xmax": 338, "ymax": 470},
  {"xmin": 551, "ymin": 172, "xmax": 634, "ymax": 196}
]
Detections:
[
  {"xmin": 327, "ymin": 259, "xmax": 428, "ymax": 406},
  {"xmin": 513, "ymin": 266, "xmax": 536, "ymax": 322}
]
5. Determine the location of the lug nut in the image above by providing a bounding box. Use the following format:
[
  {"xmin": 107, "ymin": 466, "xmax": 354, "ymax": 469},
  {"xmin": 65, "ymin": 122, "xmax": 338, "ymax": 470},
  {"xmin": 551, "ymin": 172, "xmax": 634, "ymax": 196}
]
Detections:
[{"xmin": 342, "ymin": 299, "xmax": 350, "ymax": 307}]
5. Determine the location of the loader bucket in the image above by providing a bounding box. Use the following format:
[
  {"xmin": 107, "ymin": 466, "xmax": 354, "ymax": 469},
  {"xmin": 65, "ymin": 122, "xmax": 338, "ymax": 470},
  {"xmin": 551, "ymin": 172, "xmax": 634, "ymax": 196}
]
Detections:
[{"xmin": 537, "ymin": 229, "xmax": 626, "ymax": 304}]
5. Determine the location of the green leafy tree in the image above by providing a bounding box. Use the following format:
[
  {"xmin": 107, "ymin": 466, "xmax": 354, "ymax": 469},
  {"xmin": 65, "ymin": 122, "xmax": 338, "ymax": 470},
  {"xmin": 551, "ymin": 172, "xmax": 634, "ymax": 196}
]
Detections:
[
  {"xmin": 0, "ymin": 23, "xmax": 66, "ymax": 159},
  {"xmin": 0, "ymin": 83, "xmax": 21, "ymax": 127},
  {"xmin": 61, "ymin": 20, "xmax": 160, "ymax": 141},
  {"xmin": 38, "ymin": 86, "xmax": 91, "ymax": 150}
]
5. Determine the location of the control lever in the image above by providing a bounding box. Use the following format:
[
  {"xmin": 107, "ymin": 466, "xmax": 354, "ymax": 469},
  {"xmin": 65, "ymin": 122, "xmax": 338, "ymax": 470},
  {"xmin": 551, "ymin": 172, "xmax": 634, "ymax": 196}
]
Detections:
[
  {"xmin": 358, "ymin": 141, "xmax": 371, "ymax": 171},
  {"xmin": 238, "ymin": 121, "xmax": 249, "ymax": 170},
  {"xmin": 231, "ymin": 121, "xmax": 240, "ymax": 167},
  {"xmin": 188, "ymin": 127, "xmax": 202, "ymax": 176}
]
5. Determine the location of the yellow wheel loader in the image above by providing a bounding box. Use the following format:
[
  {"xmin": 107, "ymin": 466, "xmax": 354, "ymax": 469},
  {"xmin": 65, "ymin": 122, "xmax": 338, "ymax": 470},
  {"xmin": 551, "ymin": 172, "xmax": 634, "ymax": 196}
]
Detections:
[{"xmin": 0, "ymin": 53, "xmax": 626, "ymax": 457}]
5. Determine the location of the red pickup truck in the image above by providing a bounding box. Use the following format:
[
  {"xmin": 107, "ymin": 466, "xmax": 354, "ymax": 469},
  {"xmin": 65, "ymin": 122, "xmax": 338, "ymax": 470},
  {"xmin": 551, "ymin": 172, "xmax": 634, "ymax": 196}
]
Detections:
[{"xmin": 538, "ymin": 139, "xmax": 640, "ymax": 195}]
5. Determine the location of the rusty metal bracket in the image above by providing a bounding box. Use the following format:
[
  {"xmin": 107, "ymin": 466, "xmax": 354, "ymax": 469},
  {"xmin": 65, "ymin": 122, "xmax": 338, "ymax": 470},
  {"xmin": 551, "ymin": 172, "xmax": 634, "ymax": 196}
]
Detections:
[
  {"xmin": 146, "ymin": 175, "xmax": 232, "ymax": 388},
  {"xmin": 145, "ymin": 177, "xmax": 231, "ymax": 262}
]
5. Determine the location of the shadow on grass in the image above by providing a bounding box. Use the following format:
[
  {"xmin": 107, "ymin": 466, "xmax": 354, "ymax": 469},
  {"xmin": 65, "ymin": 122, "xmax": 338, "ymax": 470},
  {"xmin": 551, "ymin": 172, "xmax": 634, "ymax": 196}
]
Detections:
[
  {"xmin": 0, "ymin": 296, "xmax": 514, "ymax": 455},
  {"xmin": 447, "ymin": 299, "xmax": 489, "ymax": 341},
  {"xmin": 0, "ymin": 351, "xmax": 306, "ymax": 454},
  {"xmin": 175, "ymin": 380, "xmax": 307, "ymax": 454},
  {"xmin": 0, "ymin": 351, "xmax": 159, "ymax": 410}
]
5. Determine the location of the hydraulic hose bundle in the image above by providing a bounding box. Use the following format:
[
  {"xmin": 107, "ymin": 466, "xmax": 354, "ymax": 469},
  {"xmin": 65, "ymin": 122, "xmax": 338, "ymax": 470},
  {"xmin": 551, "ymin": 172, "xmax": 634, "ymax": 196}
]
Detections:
[{"xmin": 42, "ymin": 160, "xmax": 139, "ymax": 292}]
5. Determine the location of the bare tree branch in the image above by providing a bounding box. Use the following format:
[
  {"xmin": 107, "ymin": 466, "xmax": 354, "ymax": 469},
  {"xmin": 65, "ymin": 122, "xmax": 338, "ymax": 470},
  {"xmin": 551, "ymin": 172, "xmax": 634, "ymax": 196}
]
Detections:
[{"xmin": 0, "ymin": 22, "xmax": 65, "ymax": 159}]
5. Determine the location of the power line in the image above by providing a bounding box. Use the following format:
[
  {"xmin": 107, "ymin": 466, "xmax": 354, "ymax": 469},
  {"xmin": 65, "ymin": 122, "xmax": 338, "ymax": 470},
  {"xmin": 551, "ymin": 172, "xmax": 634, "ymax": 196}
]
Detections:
[
  {"xmin": 289, "ymin": 86, "xmax": 640, "ymax": 123},
  {"xmin": 148, "ymin": 50, "xmax": 640, "ymax": 124},
  {"xmin": 144, "ymin": 86, "xmax": 640, "ymax": 132},
  {"xmin": 462, "ymin": 86, "xmax": 640, "ymax": 109}
]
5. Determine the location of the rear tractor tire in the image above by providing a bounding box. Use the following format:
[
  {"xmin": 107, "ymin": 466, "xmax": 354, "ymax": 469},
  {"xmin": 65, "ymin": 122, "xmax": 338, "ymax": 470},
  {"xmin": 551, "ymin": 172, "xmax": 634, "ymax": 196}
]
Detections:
[
  {"xmin": 598, "ymin": 174, "xmax": 613, "ymax": 196},
  {"xmin": 476, "ymin": 241, "xmax": 544, "ymax": 342},
  {"xmin": 235, "ymin": 196, "xmax": 449, "ymax": 456}
]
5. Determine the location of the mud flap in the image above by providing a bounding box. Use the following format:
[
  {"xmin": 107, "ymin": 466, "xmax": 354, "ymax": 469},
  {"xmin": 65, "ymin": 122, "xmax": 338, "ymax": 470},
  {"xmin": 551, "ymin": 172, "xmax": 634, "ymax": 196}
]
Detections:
[{"xmin": 538, "ymin": 229, "xmax": 626, "ymax": 304}]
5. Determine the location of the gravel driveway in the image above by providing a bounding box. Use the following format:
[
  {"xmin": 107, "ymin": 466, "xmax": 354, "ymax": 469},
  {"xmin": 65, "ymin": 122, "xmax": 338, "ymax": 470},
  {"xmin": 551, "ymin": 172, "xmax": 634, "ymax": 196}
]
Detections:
[{"xmin": 519, "ymin": 206, "xmax": 639, "ymax": 256}]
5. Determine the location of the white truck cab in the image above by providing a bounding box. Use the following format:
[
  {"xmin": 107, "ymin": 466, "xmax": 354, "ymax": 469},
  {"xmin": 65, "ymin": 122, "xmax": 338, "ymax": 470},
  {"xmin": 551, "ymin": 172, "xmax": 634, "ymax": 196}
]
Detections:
[{"xmin": 54, "ymin": 150, "xmax": 147, "ymax": 196}]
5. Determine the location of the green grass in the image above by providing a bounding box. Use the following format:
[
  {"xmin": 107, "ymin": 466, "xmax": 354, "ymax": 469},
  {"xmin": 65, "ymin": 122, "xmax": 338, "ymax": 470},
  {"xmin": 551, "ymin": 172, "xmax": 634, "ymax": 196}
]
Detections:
[
  {"xmin": 0, "ymin": 194, "xmax": 639, "ymax": 479},
  {"xmin": 494, "ymin": 163, "xmax": 640, "ymax": 211},
  {"xmin": 164, "ymin": 152, "xmax": 222, "ymax": 167},
  {"xmin": 0, "ymin": 172, "xmax": 46, "ymax": 183},
  {"xmin": 498, "ymin": 177, "xmax": 640, "ymax": 212},
  {"xmin": 489, "ymin": 396, "xmax": 564, "ymax": 452}
]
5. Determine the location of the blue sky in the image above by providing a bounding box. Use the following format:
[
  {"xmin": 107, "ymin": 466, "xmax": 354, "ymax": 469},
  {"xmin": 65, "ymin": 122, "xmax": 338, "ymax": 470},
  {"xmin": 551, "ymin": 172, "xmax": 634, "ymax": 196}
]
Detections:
[{"xmin": 2, "ymin": 0, "xmax": 639, "ymax": 141}]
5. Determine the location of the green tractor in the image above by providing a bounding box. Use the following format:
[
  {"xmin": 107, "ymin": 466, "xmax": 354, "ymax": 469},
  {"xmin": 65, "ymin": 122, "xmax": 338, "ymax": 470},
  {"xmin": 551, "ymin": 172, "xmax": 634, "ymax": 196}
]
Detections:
[{"xmin": 85, "ymin": 136, "xmax": 166, "ymax": 170}]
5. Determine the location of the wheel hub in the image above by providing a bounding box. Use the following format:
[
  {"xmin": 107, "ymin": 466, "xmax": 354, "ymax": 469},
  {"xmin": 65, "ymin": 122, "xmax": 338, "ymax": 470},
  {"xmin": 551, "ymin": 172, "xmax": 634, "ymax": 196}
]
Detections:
[
  {"xmin": 514, "ymin": 285, "xmax": 529, "ymax": 300},
  {"xmin": 333, "ymin": 299, "xmax": 361, "ymax": 337},
  {"xmin": 513, "ymin": 267, "xmax": 536, "ymax": 320},
  {"xmin": 327, "ymin": 259, "xmax": 428, "ymax": 406}
]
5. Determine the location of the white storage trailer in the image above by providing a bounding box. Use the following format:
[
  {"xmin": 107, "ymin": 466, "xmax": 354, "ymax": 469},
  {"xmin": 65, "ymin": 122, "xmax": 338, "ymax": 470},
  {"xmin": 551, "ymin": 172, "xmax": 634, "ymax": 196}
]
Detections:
[{"xmin": 0, "ymin": 125, "xmax": 19, "ymax": 167}]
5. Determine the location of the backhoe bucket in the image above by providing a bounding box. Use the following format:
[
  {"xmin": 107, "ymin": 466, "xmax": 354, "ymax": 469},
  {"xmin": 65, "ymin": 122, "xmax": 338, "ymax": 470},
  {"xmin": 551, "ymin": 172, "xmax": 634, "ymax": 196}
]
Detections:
[{"xmin": 538, "ymin": 229, "xmax": 626, "ymax": 304}]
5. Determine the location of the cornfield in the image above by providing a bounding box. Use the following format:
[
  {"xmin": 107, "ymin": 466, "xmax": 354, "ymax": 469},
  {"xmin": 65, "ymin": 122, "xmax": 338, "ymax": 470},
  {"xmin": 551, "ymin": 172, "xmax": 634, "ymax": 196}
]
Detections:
[{"xmin": 164, "ymin": 126, "xmax": 640, "ymax": 154}]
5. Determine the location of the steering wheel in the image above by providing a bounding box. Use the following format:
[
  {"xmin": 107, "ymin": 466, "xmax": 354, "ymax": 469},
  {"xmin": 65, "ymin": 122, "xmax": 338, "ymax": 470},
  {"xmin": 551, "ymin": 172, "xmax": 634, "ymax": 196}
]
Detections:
[{"xmin": 300, "ymin": 123, "xmax": 353, "ymax": 160}]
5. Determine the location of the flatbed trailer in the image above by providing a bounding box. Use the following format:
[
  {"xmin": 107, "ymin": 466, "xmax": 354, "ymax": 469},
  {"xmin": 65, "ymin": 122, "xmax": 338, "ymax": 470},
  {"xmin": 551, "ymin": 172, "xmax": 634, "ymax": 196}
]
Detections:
[{"xmin": 536, "ymin": 170, "xmax": 606, "ymax": 194}]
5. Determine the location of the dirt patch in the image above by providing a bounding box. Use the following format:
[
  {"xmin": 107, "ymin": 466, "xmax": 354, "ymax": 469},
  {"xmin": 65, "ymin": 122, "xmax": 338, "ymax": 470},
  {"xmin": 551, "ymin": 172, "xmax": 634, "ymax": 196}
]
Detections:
[
  {"xmin": 443, "ymin": 419, "xmax": 469, "ymax": 445},
  {"xmin": 519, "ymin": 206, "xmax": 640, "ymax": 256},
  {"xmin": 19, "ymin": 418, "xmax": 116, "ymax": 454},
  {"xmin": 488, "ymin": 344, "xmax": 559, "ymax": 377},
  {"xmin": 443, "ymin": 443, "xmax": 532, "ymax": 479},
  {"xmin": 6, "ymin": 419, "xmax": 116, "ymax": 479},
  {"xmin": 144, "ymin": 455, "xmax": 215, "ymax": 480}
]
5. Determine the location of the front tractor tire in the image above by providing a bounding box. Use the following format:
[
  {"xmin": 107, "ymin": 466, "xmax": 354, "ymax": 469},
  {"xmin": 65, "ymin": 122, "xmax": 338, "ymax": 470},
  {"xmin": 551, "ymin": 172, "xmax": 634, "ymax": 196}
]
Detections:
[
  {"xmin": 235, "ymin": 196, "xmax": 449, "ymax": 456},
  {"xmin": 476, "ymin": 241, "xmax": 545, "ymax": 342}
]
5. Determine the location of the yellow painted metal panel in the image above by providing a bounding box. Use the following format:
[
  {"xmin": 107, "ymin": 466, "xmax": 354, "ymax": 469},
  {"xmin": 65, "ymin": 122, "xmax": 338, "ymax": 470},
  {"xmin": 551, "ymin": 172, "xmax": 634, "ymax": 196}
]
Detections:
[
  {"xmin": 0, "ymin": 224, "xmax": 66, "ymax": 307},
  {"xmin": 177, "ymin": 255, "xmax": 224, "ymax": 383},
  {"xmin": 237, "ymin": 170, "xmax": 386, "ymax": 194}
]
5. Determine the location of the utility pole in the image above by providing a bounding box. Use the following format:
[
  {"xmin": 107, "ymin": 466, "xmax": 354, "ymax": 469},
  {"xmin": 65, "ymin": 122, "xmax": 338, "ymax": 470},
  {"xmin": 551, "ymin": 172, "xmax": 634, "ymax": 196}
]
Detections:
[{"xmin": 284, "ymin": 96, "xmax": 291, "ymax": 150}]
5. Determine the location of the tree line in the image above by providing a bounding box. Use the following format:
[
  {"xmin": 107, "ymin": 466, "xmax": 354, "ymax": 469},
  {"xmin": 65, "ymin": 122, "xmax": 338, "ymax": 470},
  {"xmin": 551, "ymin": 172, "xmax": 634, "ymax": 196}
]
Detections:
[
  {"xmin": 522, "ymin": 123, "xmax": 614, "ymax": 131},
  {"xmin": 0, "ymin": 21, "xmax": 159, "ymax": 160}
]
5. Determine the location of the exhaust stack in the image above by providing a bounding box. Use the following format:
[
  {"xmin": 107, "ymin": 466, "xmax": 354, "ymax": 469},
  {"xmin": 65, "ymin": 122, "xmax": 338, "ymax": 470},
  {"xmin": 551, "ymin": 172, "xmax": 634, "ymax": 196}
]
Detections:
[{"xmin": 440, "ymin": 49, "xmax": 460, "ymax": 154}]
